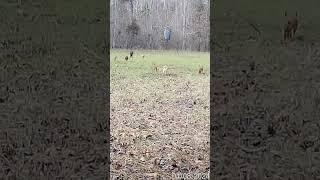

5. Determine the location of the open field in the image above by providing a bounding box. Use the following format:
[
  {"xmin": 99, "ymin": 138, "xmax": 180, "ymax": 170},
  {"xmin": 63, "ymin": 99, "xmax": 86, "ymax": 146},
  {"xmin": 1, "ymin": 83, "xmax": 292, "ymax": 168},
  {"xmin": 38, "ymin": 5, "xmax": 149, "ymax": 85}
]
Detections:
[
  {"xmin": 212, "ymin": 0, "xmax": 320, "ymax": 179},
  {"xmin": 110, "ymin": 49, "xmax": 210, "ymax": 179},
  {"xmin": 0, "ymin": 1, "xmax": 107, "ymax": 178}
]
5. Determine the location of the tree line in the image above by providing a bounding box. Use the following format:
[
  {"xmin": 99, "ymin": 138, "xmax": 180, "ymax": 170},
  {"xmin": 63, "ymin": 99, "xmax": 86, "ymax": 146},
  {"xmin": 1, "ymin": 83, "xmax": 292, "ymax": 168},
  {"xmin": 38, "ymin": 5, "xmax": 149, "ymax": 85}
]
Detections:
[{"xmin": 110, "ymin": 0, "xmax": 209, "ymax": 51}]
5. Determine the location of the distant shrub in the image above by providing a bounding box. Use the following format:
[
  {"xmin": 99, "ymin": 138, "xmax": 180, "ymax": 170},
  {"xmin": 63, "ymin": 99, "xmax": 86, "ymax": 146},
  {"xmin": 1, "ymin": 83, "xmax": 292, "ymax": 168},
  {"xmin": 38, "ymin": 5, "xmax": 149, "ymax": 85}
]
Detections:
[{"xmin": 126, "ymin": 19, "xmax": 140, "ymax": 36}]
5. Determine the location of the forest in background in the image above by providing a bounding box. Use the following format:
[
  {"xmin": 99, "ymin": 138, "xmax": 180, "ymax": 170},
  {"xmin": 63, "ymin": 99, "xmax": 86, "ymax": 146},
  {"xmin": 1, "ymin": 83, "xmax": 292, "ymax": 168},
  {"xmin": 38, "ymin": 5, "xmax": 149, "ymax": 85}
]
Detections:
[{"xmin": 110, "ymin": 0, "xmax": 210, "ymax": 51}]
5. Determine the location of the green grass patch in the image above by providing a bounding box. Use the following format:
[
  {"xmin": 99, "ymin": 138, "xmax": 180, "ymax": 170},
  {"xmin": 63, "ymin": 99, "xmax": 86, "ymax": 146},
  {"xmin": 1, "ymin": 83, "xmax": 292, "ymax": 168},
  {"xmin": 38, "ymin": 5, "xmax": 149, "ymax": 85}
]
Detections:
[{"xmin": 110, "ymin": 49, "xmax": 209, "ymax": 79}]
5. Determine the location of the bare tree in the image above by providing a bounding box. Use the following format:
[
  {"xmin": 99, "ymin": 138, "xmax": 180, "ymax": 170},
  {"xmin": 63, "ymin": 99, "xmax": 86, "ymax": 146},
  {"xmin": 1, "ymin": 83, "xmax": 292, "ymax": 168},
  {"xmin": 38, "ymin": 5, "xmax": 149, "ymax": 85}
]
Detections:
[{"xmin": 110, "ymin": 0, "xmax": 209, "ymax": 51}]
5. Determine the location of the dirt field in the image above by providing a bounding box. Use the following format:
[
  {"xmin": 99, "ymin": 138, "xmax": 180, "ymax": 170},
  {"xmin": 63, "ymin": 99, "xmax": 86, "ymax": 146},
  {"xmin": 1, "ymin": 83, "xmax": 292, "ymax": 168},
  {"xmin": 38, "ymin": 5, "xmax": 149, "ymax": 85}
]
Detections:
[
  {"xmin": 212, "ymin": 0, "xmax": 320, "ymax": 179},
  {"xmin": 0, "ymin": 1, "xmax": 108, "ymax": 178},
  {"xmin": 110, "ymin": 50, "xmax": 210, "ymax": 179}
]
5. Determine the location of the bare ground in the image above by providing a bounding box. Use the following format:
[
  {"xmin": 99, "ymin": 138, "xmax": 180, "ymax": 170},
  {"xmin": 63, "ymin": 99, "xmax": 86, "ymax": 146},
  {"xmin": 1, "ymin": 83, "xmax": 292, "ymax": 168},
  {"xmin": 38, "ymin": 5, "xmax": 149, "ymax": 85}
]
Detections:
[
  {"xmin": 110, "ymin": 68, "xmax": 210, "ymax": 179},
  {"xmin": 212, "ymin": 40, "xmax": 320, "ymax": 179}
]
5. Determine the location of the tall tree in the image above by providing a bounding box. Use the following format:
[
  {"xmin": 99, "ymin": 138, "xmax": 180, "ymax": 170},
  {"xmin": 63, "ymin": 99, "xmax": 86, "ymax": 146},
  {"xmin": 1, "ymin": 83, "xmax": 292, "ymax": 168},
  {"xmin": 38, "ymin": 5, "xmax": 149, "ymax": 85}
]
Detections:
[{"xmin": 110, "ymin": 0, "xmax": 209, "ymax": 51}]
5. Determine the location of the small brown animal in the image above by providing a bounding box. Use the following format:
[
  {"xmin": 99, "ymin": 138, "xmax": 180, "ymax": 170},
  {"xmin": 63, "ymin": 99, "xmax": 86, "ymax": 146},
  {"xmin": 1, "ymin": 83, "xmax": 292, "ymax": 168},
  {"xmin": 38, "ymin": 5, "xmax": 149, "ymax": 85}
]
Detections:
[
  {"xmin": 199, "ymin": 66, "xmax": 204, "ymax": 74},
  {"xmin": 125, "ymin": 56, "xmax": 128, "ymax": 61},
  {"xmin": 284, "ymin": 11, "xmax": 298, "ymax": 41},
  {"xmin": 152, "ymin": 63, "xmax": 159, "ymax": 72},
  {"xmin": 130, "ymin": 51, "xmax": 134, "ymax": 58}
]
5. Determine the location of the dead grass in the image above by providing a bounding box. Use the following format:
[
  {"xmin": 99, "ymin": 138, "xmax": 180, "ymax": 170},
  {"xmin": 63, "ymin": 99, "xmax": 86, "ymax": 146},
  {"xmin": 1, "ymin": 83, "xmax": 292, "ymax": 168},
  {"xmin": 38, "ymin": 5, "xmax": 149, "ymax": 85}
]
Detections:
[
  {"xmin": 213, "ymin": 21, "xmax": 320, "ymax": 180},
  {"xmin": 110, "ymin": 50, "xmax": 210, "ymax": 179},
  {"xmin": 0, "ymin": 0, "xmax": 108, "ymax": 178}
]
